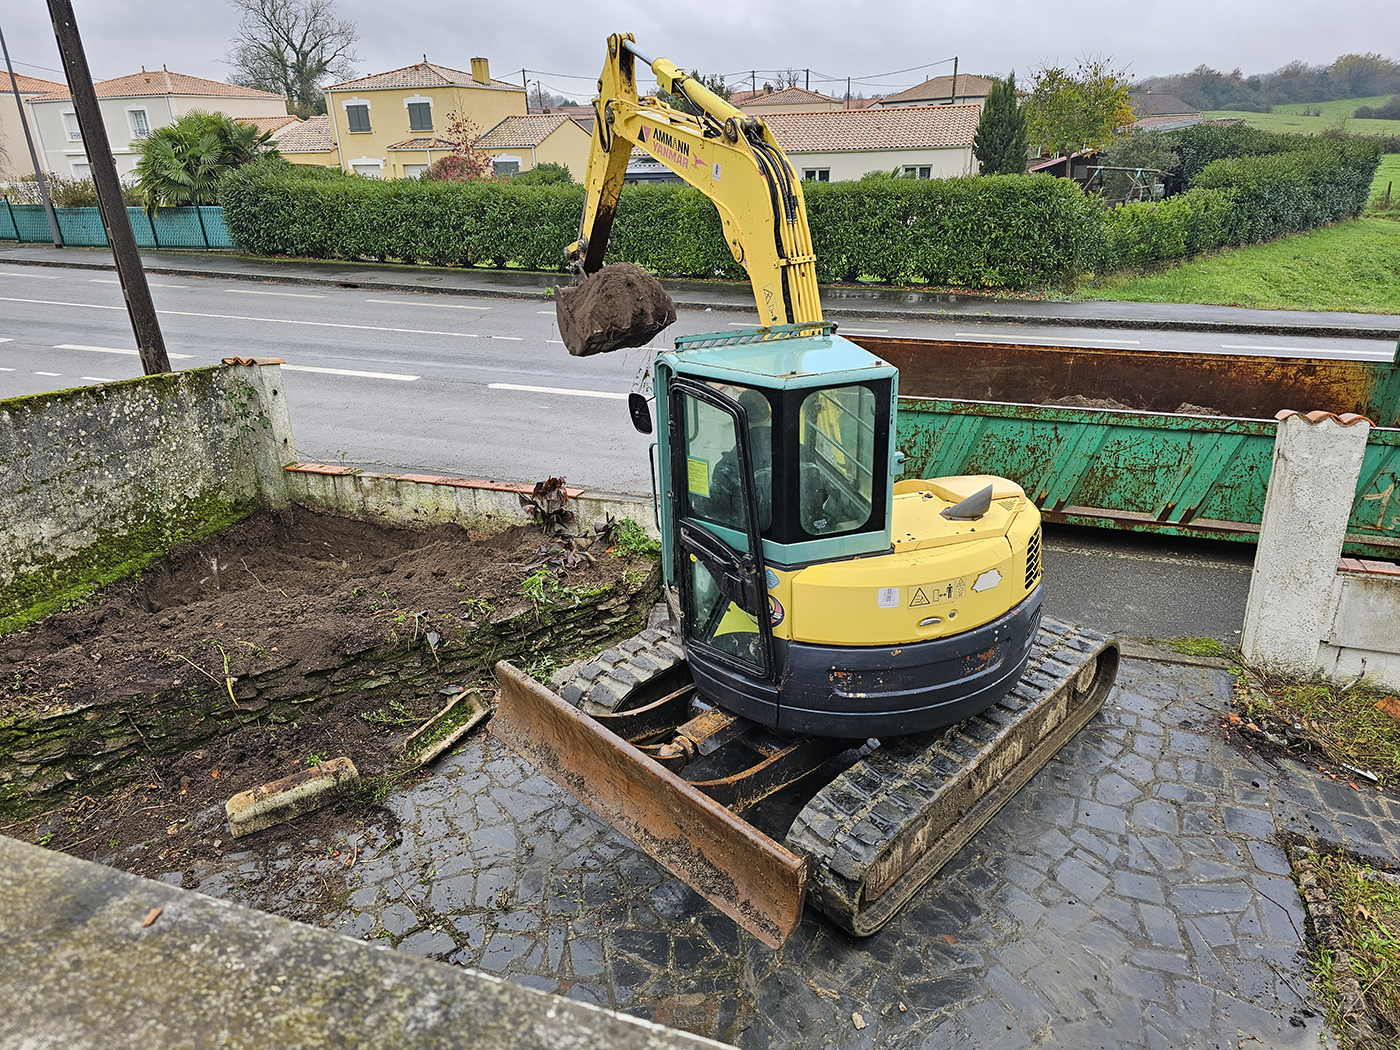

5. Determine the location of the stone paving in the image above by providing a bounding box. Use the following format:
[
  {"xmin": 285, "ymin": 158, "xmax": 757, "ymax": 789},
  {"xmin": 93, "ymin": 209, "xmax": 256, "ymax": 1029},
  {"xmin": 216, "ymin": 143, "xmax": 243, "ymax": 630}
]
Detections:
[{"xmin": 172, "ymin": 656, "xmax": 1400, "ymax": 1049}]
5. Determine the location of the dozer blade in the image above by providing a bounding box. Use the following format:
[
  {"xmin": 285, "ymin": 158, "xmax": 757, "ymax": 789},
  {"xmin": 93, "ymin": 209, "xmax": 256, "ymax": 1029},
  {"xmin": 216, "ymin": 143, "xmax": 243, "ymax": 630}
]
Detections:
[
  {"xmin": 491, "ymin": 662, "xmax": 808, "ymax": 949},
  {"xmin": 555, "ymin": 262, "xmax": 677, "ymax": 357}
]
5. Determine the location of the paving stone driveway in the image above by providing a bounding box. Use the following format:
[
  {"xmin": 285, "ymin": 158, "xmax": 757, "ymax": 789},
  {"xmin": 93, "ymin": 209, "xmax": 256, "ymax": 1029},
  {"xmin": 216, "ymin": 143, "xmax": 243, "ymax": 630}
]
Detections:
[{"xmin": 184, "ymin": 656, "xmax": 1400, "ymax": 1048}]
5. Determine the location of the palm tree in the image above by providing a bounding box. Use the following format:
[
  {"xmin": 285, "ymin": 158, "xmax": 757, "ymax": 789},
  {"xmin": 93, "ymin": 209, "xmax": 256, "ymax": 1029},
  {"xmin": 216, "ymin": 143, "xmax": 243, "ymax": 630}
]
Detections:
[{"xmin": 134, "ymin": 110, "xmax": 278, "ymax": 211}]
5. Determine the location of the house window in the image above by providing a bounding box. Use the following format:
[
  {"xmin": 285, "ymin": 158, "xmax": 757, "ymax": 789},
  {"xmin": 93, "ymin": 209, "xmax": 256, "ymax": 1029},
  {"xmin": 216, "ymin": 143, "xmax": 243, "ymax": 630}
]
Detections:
[
  {"xmin": 404, "ymin": 164, "xmax": 429, "ymax": 178},
  {"xmin": 352, "ymin": 163, "xmax": 382, "ymax": 177},
  {"xmin": 803, "ymin": 168, "xmax": 830, "ymax": 181},
  {"xmin": 492, "ymin": 157, "xmax": 520, "ymax": 176},
  {"xmin": 129, "ymin": 108, "xmax": 150, "ymax": 138},
  {"xmin": 903, "ymin": 165, "xmax": 933, "ymax": 179},
  {"xmin": 70, "ymin": 160, "xmax": 91, "ymax": 177},
  {"xmin": 63, "ymin": 112, "xmax": 82, "ymax": 141},
  {"xmin": 406, "ymin": 102, "xmax": 432, "ymax": 131},
  {"xmin": 346, "ymin": 104, "xmax": 371, "ymax": 133}
]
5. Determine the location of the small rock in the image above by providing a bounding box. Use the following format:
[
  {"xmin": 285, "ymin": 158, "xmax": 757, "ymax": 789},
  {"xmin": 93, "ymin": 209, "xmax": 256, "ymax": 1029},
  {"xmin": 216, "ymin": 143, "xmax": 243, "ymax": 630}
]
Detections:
[{"xmin": 852, "ymin": 1012, "xmax": 867, "ymax": 1030}]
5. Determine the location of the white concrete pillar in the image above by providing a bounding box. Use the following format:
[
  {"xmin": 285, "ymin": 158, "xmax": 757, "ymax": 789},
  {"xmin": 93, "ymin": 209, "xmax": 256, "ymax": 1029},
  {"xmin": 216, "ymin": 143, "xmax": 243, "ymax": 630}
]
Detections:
[
  {"xmin": 1241, "ymin": 410, "xmax": 1372, "ymax": 675},
  {"xmin": 219, "ymin": 359, "xmax": 298, "ymax": 508}
]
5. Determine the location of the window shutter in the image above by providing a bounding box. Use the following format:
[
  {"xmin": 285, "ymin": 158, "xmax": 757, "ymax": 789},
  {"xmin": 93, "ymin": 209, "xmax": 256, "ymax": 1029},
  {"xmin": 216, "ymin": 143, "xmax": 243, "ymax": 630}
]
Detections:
[
  {"xmin": 347, "ymin": 105, "xmax": 370, "ymax": 133},
  {"xmin": 407, "ymin": 103, "xmax": 432, "ymax": 131}
]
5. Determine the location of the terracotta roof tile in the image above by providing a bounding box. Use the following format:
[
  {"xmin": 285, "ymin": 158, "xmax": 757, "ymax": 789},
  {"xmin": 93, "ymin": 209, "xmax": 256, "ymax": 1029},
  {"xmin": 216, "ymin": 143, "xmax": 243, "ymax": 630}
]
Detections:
[
  {"xmin": 28, "ymin": 69, "xmax": 283, "ymax": 102},
  {"xmin": 736, "ymin": 87, "xmax": 840, "ymax": 108},
  {"xmin": 475, "ymin": 114, "xmax": 585, "ymax": 148},
  {"xmin": 877, "ymin": 74, "xmax": 998, "ymax": 106},
  {"xmin": 270, "ymin": 115, "xmax": 335, "ymax": 153},
  {"xmin": 761, "ymin": 105, "xmax": 979, "ymax": 153},
  {"xmin": 325, "ymin": 61, "xmax": 523, "ymax": 93},
  {"xmin": 5, "ymin": 72, "xmax": 65, "ymax": 94},
  {"xmin": 1130, "ymin": 93, "xmax": 1199, "ymax": 117},
  {"xmin": 237, "ymin": 114, "xmax": 300, "ymax": 134},
  {"xmin": 386, "ymin": 136, "xmax": 459, "ymax": 150}
]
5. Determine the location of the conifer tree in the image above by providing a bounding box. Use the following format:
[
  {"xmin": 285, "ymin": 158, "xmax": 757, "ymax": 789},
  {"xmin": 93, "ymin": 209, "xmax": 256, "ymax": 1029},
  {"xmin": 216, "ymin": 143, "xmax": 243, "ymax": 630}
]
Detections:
[{"xmin": 973, "ymin": 73, "xmax": 1029, "ymax": 175}]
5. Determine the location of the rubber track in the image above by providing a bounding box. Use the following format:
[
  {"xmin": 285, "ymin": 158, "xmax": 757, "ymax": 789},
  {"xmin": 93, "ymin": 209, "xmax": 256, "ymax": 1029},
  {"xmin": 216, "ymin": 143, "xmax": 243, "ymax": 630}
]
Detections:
[
  {"xmin": 785, "ymin": 615, "xmax": 1118, "ymax": 936},
  {"xmin": 549, "ymin": 624, "xmax": 689, "ymax": 715}
]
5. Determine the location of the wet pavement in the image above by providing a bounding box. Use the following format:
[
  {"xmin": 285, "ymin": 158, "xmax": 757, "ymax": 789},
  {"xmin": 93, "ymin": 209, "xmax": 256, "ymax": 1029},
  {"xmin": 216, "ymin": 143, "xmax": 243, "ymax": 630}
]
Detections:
[{"xmin": 170, "ymin": 655, "xmax": 1400, "ymax": 1049}]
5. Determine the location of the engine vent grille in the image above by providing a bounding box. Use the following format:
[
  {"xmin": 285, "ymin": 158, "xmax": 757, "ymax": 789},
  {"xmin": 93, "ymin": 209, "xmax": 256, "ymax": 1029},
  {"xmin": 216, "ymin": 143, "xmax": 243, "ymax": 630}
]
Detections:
[{"xmin": 1025, "ymin": 528, "xmax": 1042, "ymax": 589}]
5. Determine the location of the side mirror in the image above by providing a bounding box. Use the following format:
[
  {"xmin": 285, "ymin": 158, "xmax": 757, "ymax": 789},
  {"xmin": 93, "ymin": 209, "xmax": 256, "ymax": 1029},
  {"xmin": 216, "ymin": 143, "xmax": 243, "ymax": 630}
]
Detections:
[{"xmin": 628, "ymin": 393, "xmax": 653, "ymax": 434}]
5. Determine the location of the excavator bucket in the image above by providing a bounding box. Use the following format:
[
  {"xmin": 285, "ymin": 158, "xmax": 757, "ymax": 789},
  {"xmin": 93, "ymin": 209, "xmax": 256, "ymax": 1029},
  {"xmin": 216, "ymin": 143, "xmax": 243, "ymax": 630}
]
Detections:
[
  {"xmin": 554, "ymin": 262, "xmax": 677, "ymax": 357},
  {"xmin": 491, "ymin": 662, "xmax": 809, "ymax": 948}
]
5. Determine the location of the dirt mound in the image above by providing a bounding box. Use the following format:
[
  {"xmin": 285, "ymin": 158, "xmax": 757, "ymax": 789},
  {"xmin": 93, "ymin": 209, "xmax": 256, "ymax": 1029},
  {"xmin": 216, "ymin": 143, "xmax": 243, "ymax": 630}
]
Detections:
[
  {"xmin": 555, "ymin": 262, "xmax": 677, "ymax": 357},
  {"xmin": 1046, "ymin": 393, "xmax": 1138, "ymax": 411}
]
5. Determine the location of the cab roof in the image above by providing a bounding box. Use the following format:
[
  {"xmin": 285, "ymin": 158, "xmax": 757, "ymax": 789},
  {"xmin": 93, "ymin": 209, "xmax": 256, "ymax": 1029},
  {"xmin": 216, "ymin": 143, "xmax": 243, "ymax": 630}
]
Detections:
[{"xmin": 660, "ymin": 323, "xmax": 896, "ymax": 390}]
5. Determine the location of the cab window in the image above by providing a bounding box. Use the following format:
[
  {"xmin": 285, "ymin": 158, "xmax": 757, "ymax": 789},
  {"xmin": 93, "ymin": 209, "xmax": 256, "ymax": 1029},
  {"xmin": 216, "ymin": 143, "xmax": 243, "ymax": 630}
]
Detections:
[{"xmin": 798, "ymin": 385, "xmax": 876, "ymax": 536}]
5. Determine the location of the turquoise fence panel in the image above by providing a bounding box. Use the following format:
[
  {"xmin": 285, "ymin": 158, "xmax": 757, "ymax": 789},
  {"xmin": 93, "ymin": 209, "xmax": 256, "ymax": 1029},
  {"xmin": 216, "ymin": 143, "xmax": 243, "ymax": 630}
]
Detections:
[
  {"xmin": 55, "ymin": 207, "xmax": 108, "ymax": 247},
  {"xmin": 896, "ymin": 398, "xmax": 1400, "ymax": 558},
  {"xmin": 4, "ymin": 203, "xmax": 55, "ymax": 242},
  {"xmin": 198, "ymin": 206, "xmax": 234, "ymax": 248},
  {"xmin": 1, "ymin": 203, "xmax": 234, "ymax": 247}
]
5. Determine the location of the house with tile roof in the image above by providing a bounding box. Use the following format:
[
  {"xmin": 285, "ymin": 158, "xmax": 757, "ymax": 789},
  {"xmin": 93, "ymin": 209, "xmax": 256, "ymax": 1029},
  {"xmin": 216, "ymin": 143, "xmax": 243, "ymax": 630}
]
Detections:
[
  {"xmin": 236, "ymin": 115, "xmax": 340, "ymax": 167},
  {"xmin": 25, "ymin": 68, "xmax": 287, "ymax": 178},
  {"xmin": 875, "ymin": 73, "xmax": 999, "ymax": 110},
  {"xmin": 1128, "ymin": 94, "xmax": 1203, "ymax": 131},
  {"xmin": 322, "ymin": 57, "xmax": 525, "ymax": 178},
  {"xmin": 761, "ymin": 104, "xmax": 981, "ymax": 182},
  {"xmin": 733, "ymin": 87, "xmax": 844, "ymax": 115},
  {"xmin": 1, "ymin": 72, "xmax": 65, "ymax": 179},
  {"xmin": 471, "ymin": 114, "xmax": 591, "ymax": 179}
]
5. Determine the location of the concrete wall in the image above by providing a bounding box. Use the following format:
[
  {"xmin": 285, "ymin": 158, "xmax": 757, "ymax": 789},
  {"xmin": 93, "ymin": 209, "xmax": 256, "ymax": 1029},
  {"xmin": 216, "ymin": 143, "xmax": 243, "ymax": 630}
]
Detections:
[
  {"xmin": 285, "ymin": 462, "xmax": 659, "ymax": 539},
  {"xmin": 1242, "ymin": 410, "xmax": 1400, "ymax": 691},
  {"xmin": 0, "ymin": 361, "xmax": 296, "ymax": 630}
]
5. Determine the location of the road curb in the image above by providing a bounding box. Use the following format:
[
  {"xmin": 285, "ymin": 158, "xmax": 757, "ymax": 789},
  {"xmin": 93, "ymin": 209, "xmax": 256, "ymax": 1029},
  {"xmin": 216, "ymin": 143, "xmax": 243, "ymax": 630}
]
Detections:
[{"xmin": 3, "ymin": 251, "xmax": 1396, "ymax": 340}]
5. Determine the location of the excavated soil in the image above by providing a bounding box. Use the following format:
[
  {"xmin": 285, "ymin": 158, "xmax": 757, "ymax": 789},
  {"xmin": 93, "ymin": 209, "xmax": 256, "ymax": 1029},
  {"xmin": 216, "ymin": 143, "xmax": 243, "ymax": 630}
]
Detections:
[
  {"xmin": 0, "ymin": 507, "xmax": 653, "ymax": 883},
  {"xmin": 555, "ymin": 262, "xmax": 677, "ymax": 357}
]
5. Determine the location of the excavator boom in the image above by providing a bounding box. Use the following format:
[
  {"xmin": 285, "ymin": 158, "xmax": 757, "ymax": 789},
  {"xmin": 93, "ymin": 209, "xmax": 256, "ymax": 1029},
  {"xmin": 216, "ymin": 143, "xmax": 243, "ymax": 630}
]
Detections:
[{"xmin": 556, "ymin": 34, "xmax": 821, "ymax": 353}]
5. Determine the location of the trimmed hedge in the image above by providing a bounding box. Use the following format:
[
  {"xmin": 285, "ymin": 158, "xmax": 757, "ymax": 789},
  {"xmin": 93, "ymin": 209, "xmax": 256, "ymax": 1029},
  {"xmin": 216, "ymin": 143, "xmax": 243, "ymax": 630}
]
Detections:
[
  {"xmin": 221, "ymin": 166, "xmax": 1100, "ymax": 287},
  {"xmin": 220, "ymin": 131, "xmax": 1382, "ymax": 289}
]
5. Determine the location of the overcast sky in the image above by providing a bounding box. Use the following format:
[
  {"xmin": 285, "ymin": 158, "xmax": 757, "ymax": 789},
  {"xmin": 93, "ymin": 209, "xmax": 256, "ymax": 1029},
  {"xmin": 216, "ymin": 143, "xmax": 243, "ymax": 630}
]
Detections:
[{"xmin": 4, "ymin": 0, "xmax": 1397, "ymax": 100}]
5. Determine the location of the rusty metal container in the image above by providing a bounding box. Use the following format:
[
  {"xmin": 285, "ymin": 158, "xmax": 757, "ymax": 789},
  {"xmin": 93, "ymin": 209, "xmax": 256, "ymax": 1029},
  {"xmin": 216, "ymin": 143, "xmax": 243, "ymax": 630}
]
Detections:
[{"xmin": 852, "ymin": 337, "xmax": 1400, "ymax": 557}]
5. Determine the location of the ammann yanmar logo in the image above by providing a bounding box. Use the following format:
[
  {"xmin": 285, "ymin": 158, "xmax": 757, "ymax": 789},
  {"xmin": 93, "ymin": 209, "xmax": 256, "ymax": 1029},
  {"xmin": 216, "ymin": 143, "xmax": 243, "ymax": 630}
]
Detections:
[{"xmin": 645, "ymin": 125, "xmax": 692, "ymax": 168}]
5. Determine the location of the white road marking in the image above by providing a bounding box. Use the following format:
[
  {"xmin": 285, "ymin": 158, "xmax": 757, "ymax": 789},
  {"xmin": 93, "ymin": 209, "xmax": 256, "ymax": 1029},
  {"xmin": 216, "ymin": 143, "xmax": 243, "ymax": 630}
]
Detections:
[
  {"xmin": 365, "ymin": 298, "xmax": 489, "ymax": 310},
  {"xmin": 0, "ymin": 270, "xmax": 58, "ymax": 278},
  {"xmin": 90, "ymin": 279, "xmax": 187, "ymax": 288},
  {"xmin": 839, "ymin": 327, "xmax": 890, "ymax": 334},
  {"xmin": 2, "ymin": 296, "xmax": 486, "ymax": 339},
  {"xmin": 54, "ymin": 343, "xmax": 194, "ymax": 359},
  {"xmin": 490, "ymin": 335, "xmax": 523, "ymax": 341},
  {"xmin": 537, "ymin": 310, "xmax": 555, "ymax": 314},
  {"xmin": 489, "ymin": 382, "xmax": 626, "ymax": 400},
  {"xmin": 81, "ymin": 376, "xmax": 115, "ymax": 382},
  {"xmin": 954, "ymin": 332, "xmax": 1142, "ymax": 344},
  {"xmin": 227, "ymin": 288, "xmax": 325, "ymax": 298},
  {"xmin": 1222, "ymin": 343, "xmax": 1335, "ymax": 354},
  {"xmin": 34, "ymin": 371, "xmax": 61, "ymax": 376},
  {"xmin": 281, "ymin": 364, "xmax": 419, "ymax": 381},
  {"xmin": 0, "ymin": 337, "xmax": 11, "ymax": 343},
  {"xmin": 0, "ymin": 366, "xmax": 14, "ymax": 371}
]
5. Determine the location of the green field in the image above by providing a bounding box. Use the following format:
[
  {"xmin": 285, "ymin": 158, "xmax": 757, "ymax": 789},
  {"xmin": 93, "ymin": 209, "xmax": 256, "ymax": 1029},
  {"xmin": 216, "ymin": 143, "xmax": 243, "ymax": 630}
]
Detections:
[
  {"xmin": 1203, "ymin": 94, "xmax": 1400, "ymax": 137},
  {"xmin": 1373, "ymin": 151, "xmax": 1400, "ymax": 203},
  {"xmin": 1086, "ymin": 218, "xmax": 1400, "ymax": 314}
]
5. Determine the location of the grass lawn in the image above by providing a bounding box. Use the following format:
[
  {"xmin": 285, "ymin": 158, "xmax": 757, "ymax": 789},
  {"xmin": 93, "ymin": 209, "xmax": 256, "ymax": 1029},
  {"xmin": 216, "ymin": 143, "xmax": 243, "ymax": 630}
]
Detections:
[
  {"xmin": 1372, "ymin": 151, "xmax": 1400, "ymax": 204},
  {"xmin": 1204, "ymin": 95, "xmax": 1400, "ymax": 137},
  {"xmin": 1084, "ymin": 218, "xmax": 1400, "ymax": 314}
]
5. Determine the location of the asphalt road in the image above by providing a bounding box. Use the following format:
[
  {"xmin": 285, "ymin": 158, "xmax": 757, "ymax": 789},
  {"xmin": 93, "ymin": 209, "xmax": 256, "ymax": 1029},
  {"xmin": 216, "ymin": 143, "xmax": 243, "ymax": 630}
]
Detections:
[
  {"xmin": 5, "ymin": 260, "xmax": 1355, "ymax": 641},
  {"xmin": 3, "ymin": 261, "xmax": 1396, "ymax": 493}
]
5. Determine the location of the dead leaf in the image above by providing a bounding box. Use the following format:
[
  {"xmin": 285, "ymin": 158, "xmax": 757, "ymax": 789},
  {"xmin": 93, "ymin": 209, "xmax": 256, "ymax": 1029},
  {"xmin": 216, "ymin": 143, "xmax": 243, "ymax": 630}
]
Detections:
[
  {"xmin": 852, "ymin": 1012, "xmax": 867, "ymax": 1030},
  {"xmin": 210, "ymin": 769, "xmax": 220, "ymax": 779},
  {"xmin": 141, "ymin": 907, "xmax": 162, "ymax": 928},
  {"xmin": 940, "ymin": 933, "xmax": 956, "ymax": 945},
  {"xmin": 1375, "ymin": 696, "xmax": 1400, "ymax": 722},
  {"xmin": 1227, "ymin": 712, "xmax": 1242, "ymax": 725}
]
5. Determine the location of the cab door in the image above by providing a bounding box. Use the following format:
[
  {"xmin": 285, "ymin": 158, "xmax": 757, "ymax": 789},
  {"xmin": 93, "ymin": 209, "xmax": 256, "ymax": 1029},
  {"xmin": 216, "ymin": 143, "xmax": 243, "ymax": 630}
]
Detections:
[{"xmin": 668, "ymin": 378, "xmax": 773, "ymax": 680}]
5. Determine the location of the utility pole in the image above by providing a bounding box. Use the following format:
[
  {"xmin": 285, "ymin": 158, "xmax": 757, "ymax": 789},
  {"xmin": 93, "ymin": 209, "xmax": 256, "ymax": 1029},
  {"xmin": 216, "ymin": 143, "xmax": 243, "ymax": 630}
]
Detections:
[
  {"xmin": 47, "ymin": 0, "xmax": 168, "ymax": 374},
  {"xmin": 0, "ymin": 21, "xmax": 62, "ymax": 247},
  {"xmin": 751, "ymin": 70, "xmax": 755, "ymax": 96},
  {"xmin": 950, "ymin": 56, "xmax": 958, "ymax": 104},
  {"xmin": 805, "ymin": 69, "xmax": 809, "ymax": 91},
  {"xmin": 846, "ymin": 77, "xmax": 851, "ymax": 109}
]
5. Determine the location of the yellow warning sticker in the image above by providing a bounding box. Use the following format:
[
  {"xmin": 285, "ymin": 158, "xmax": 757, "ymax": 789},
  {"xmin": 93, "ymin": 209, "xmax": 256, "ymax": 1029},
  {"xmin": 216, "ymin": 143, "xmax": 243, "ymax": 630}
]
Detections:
[
  {"xmin": 687, "ymin": 457, "xmax": 710, "ymax": 497},
  {"xmin": 912, "ymin": 579, "xmax": 965, "ymax": 606}
]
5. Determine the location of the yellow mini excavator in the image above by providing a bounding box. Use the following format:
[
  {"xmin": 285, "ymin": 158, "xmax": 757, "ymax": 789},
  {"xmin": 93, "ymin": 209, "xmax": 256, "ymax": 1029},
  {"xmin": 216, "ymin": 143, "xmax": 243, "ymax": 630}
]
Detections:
[{"xmin": 491, "ymin": 34, "xmax": 1120, "ymax": 948}]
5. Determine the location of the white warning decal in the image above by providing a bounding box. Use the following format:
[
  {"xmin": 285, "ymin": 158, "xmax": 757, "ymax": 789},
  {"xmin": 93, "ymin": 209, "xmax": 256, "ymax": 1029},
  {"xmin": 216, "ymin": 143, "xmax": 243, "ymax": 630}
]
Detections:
[{"xmin": 877, "ymin": 587, "xmax": 900, "ymax": 608}]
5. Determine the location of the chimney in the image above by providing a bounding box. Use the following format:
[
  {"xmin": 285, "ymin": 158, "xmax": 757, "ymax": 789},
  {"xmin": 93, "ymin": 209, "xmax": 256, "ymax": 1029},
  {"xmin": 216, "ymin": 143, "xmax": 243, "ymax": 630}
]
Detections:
[{"xmin": 470, "ymin": 57, "xmax": 490, "ymax": 85}]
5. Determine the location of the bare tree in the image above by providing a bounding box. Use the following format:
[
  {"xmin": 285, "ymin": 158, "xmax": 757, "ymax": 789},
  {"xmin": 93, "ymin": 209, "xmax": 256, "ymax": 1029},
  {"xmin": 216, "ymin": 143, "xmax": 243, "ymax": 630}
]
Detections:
[{"xmin": 226, "ymin": 0, "xmax": 359, "ymax": 117}]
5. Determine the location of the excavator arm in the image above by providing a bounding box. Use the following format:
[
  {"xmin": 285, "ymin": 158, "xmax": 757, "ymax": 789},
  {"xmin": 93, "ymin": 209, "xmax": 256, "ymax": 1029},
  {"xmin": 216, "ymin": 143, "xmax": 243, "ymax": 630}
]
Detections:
[{"xmin": 569, "ymin": 34, "xmax": 822, "ymax": 327}]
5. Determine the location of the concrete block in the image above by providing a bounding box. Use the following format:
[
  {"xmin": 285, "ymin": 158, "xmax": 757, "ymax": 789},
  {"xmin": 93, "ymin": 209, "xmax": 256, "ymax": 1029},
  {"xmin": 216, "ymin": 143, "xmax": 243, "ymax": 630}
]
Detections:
[{"xmin": 225, "ymin": 756, "xmax": 359, "ymax": 838}]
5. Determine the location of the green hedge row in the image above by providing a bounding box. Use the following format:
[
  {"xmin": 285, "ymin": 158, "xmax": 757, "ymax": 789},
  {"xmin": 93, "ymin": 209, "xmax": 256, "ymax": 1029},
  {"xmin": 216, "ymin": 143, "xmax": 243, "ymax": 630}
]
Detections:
[
  {"xmin": 220, "ymin": 130, "xmax": 1382, "ymax": 288},
  {"xmin": 221, "ymin": 167, "xmax": 1101, "ymax": 287}
]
